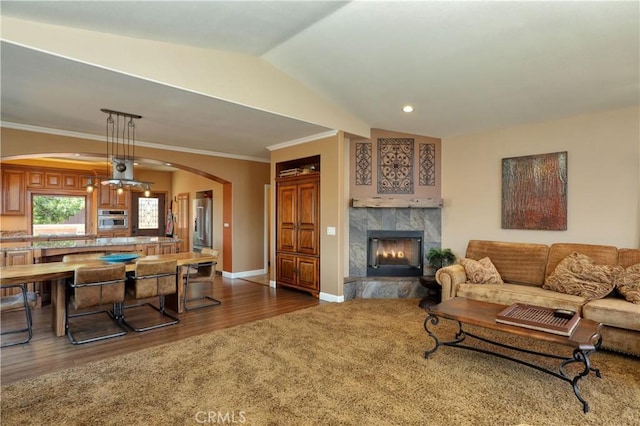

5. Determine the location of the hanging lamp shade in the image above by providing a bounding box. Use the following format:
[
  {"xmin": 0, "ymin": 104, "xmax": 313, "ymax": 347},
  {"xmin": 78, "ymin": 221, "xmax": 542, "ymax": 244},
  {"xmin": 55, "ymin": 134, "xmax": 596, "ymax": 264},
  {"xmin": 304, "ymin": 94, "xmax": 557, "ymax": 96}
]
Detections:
[{"xmin": 100, "ymin": 108, "xmax": 153, "ymax": 194}]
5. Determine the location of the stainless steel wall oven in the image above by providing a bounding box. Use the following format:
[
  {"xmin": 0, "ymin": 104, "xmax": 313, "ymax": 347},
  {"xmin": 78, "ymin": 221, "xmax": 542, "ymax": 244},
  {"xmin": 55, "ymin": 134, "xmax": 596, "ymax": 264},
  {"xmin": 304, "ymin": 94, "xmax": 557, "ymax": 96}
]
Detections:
[{"xmin": 97, "ymin": 209, "xmax": 128, "ymax": 230}]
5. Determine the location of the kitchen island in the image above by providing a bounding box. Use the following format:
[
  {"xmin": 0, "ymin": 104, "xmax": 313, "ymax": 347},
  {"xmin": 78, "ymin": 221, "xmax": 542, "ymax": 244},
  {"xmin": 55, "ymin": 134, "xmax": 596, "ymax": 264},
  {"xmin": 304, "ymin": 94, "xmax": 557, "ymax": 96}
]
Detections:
[{"xmin": 1, "ymin": 236, "xmax": 181, "ymax": 258}]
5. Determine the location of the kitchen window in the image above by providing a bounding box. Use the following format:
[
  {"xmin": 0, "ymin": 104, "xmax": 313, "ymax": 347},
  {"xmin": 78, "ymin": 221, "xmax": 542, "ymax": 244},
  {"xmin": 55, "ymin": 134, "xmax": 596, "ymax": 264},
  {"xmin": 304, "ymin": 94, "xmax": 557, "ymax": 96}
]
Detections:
[{"xmin": 32, "ymin": 195, "xmax": 86, "ymax": 236}]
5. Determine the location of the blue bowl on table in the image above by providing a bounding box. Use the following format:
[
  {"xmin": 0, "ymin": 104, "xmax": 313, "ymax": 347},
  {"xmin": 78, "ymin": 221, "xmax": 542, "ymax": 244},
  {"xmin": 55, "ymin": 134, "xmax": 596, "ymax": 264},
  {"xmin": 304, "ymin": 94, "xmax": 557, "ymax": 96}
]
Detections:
[{"xmin": 100, "ymin": 253, "xmax": 140, "ymax": 263}]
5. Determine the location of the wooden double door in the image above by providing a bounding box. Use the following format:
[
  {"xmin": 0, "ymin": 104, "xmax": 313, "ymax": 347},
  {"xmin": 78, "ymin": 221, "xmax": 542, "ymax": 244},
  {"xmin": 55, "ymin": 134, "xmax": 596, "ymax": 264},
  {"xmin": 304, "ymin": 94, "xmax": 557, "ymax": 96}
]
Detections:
[{"xmin": 275, "ymin": 174, "xmax": 319, "ymax": 296}]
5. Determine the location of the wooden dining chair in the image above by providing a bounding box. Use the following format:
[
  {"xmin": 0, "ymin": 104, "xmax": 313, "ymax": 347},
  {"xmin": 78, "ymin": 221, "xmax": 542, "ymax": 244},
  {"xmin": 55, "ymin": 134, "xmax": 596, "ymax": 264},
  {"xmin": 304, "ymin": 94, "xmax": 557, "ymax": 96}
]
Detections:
[
  {"xmin": 119, "ymin": 258, "xmax": 179, "ymax": 332},
  {"xmin": 66, "ymin": 263, "xmax": 128, "ymax": 345},
  {"xmin": 182, "ymin": 248, "xmax": 221, "ymax": 310},
  {"xmin": 1, "ymin": 283, "xmax": 38, "ymax": 347}
]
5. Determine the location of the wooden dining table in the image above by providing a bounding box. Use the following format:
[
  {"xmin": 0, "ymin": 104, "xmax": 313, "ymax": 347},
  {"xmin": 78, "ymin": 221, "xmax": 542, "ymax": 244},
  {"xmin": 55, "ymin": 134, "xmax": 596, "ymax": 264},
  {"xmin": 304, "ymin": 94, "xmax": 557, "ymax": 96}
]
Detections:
[{"xmin": 0, "ymin": 251, "xmax": 217, "ymax": 337}]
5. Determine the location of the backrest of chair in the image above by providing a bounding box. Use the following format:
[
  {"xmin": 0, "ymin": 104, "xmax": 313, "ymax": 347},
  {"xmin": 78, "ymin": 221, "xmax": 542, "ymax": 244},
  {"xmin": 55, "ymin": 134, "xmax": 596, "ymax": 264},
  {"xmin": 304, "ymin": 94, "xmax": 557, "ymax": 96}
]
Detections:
[
  {"xmin": 192, "ymin": 248, "xmax": 218, "ymax": 278},
  {"xmin": 63, "ymin": 253, "xmax": 106, "ymax": 262},
  {"xmin": 72, "ymin": 263, "xmax": 126, "ymax": 309},
  {"xmin": 202, "ymin": 248, "xmax": 219, "ymax": 258},
  {"xmin": 134, "ymin": 259, "xmax": 178, "ymax": 298}
]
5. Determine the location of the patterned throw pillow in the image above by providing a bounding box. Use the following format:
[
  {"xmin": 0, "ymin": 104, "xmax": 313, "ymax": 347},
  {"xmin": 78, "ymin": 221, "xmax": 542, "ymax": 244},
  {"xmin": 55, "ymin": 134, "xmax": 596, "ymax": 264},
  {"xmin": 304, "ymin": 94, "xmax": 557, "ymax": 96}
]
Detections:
[
  {"xmin": 615, "ymin": 263, "xmax": 640, "ymax": 304},
  {"xmin": 460, "ymin": 257, "xmax": 504, "ymax": 284},
  {"xmin": 543, "ymin": 252, "xmax": 622, "ymax": 301}
]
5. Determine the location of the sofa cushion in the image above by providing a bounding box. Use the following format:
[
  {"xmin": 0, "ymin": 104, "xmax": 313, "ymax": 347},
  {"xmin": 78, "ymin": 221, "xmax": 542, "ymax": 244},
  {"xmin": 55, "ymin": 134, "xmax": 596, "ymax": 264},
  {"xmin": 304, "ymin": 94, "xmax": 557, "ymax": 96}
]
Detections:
[
  {"xmin": 459, "ymin": 257, "xmax": 503, "ymax": 284},
  {"xmin": 618, "ymin": 248, "xmax": 640, "ymax": 268},
  {"xmin": 583, "ymin": 298, "xmax": 640, "ymax": 331},
  {"xmin": 543, "ymin": 252, "xmax": 622, "ymax": 301},
  {"xmin": 597, "ymin": 325, "xmax": 640, "ymax": 356},
  {"xmin": 457, "ymin": 283, "xmax": 587, "ymax": 313},
  {"xmin": 614, "ymin": 263, "xmax": 640, "ymax": 304},
  {"xmin": 545, "ymin": 243, "xmax": 618, "ymax": 280},
  {"xmin": 465, "ymin": 240, "xmax": 549, "ymax": 286}
]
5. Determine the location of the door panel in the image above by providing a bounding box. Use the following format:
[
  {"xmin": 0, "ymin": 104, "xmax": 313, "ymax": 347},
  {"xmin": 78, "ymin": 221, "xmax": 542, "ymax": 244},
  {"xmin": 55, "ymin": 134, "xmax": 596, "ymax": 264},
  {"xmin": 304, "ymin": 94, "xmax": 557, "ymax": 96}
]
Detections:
[
  {"xmin": 297, "ymin": 181, "xmax": 318, "ymax": 255},
  {"xmin": 277, "ymin": 184, "xmax": 297, "ymax": 252},
  {"xmin": 131, "ymin": 192, "xmax": 166, "ymax": 237},
  {"xmin": 176, "ymin": 193, "xmax": 190, "ymax": 253},
  {"xmin": 297, "ymin": 256, "xmax": 319, "ymax": 289},
  {"xmin": 276, "ymin": 254, "xmax": 296, "ymax": 286}
]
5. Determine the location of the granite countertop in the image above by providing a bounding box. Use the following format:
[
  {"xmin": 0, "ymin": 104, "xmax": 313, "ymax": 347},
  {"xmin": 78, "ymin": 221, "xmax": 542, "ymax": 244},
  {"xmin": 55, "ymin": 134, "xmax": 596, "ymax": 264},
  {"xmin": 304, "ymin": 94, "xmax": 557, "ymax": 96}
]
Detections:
[
  {"xmin": 0, "ymin": 236, "xmax": 181, "ymax": 251},
  {"xmin": 0, "ymin": 233, "xmax": 97, "ymax": 241}
]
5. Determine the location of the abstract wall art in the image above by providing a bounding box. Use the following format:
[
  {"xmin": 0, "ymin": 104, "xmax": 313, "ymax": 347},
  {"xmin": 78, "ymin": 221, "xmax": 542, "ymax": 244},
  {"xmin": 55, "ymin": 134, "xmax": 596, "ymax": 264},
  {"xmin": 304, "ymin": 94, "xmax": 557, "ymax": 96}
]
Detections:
[{"xmin": 502, "ymin": 151, "xmax": 567, "ymax": 230}]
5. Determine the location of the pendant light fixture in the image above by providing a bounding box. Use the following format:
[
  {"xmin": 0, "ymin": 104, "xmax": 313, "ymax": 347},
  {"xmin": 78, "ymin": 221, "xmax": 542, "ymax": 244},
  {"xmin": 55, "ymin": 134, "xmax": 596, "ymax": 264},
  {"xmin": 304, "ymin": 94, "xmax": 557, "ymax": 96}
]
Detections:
[{"xmin": 99, "ymin": 108, "xmax": 153, "ymax": 195}]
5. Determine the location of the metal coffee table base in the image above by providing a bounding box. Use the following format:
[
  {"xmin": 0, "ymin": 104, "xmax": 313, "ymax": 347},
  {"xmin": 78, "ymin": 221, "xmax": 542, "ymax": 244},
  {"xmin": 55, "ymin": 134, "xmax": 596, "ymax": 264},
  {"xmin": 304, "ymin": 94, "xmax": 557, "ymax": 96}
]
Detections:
[{"xmin": 423, "ymin": 314, "xmax": 602, "ymax": 413}]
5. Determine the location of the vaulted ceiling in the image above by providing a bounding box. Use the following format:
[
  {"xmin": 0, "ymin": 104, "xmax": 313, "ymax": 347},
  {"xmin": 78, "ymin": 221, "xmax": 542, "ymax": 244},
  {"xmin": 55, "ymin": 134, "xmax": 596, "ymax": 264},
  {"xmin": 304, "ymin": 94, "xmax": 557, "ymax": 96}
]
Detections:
[{"xmin": 2, "ymin": 1, "xmax": 638, "ymax": 164}]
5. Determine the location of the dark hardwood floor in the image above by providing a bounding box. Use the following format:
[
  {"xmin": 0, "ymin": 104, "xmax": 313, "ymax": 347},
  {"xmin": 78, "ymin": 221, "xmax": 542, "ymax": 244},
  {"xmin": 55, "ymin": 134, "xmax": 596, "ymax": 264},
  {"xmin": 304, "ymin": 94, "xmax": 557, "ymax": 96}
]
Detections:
[{"xmin": 0, "ymin": 276, "xmax": 321, "ymax": 385}]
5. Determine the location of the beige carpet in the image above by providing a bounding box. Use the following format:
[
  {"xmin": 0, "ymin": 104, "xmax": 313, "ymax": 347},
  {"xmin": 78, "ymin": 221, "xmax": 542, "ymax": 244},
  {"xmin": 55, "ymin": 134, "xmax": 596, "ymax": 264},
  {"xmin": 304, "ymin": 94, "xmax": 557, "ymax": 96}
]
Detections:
[{"xmin": 2, "ymin": 299, "xmax": 639, "ymax": 425}]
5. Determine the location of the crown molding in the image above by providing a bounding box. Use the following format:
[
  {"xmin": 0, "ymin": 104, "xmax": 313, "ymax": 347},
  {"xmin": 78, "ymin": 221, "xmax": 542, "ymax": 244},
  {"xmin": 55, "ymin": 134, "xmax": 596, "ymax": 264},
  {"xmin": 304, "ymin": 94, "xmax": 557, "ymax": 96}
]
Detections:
[
  {"xmin": 1, "ymin": 121, "xmax": 270, "ymax": 163},
  {"xmin": 266, "ymin": 130, "xmax": 338, "ymax": 152}
]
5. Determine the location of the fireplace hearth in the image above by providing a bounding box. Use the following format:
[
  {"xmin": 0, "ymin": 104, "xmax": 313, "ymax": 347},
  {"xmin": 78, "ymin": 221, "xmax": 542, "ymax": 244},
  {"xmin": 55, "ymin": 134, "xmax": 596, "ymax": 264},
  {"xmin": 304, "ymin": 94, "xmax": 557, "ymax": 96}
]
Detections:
[{"xmin": 367, "ymin": 230, "xmax": 423, "ymax": 277}]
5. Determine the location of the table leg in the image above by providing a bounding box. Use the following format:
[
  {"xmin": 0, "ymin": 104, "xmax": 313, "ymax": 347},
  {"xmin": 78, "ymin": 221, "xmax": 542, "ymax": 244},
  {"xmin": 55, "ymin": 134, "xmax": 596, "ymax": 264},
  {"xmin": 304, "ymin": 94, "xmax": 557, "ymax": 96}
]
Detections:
[
  {"xmin": 423, "ymin": 314, "xmax": 602, "ymax": 413},
  {"xmin": 164, "ymin": 266, "xmax": 185, "ymax": 314},
  {"xmin": 50, "ymin": 278, "xmax": 66, "ymax": 337},
  {"xmin": 423, "ymin": 314, "xmax": 465, "ymax": 358}
]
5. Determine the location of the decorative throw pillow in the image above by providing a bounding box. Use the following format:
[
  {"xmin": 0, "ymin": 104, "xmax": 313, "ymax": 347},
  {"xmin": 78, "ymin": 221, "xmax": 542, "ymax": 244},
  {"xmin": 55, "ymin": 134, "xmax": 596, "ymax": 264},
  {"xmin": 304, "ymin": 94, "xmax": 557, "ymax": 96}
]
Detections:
[
  {"xmin": 459, "ymin": 257, "xmax": 504, "ymax": 284},
  {"xmin": 615, "ymin": 263, "xmax": 640, "ymax": 304},
  {"xmin": 543, "ymin": 252, "xmax": 622, "ymax": 301}
]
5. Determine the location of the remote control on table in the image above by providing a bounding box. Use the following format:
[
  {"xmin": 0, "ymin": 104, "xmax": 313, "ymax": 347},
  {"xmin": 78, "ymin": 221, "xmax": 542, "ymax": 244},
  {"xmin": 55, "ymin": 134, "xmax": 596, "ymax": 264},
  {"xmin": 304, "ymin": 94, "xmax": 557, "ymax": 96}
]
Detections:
[{"xmin": 553, "ymin": 309, "xmax": 575, "ymax": 320}]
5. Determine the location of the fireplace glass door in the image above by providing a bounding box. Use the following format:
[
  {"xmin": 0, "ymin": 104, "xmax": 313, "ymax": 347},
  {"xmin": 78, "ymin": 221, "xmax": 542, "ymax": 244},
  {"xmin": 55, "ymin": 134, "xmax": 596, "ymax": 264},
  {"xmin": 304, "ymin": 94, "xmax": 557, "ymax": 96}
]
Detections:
[{"xmin": 367, "ymin": 231, "xmax": 423, "ymax": 276}]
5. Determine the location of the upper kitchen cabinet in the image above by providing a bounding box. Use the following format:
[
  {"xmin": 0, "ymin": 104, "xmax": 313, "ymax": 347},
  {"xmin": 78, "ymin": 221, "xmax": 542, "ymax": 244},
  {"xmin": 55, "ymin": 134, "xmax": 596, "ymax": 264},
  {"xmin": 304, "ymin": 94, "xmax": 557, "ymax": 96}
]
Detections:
[
  {"xmin": 98, "ymin": 186, "xmax": 130, "ymax": 209},
  {"xmin": 43, "ymin": 172, "xmax": 80, "ymax": 189},
  {"xmin": 1, "ymin": 169, "xmax": 25, "ymax": 215}
]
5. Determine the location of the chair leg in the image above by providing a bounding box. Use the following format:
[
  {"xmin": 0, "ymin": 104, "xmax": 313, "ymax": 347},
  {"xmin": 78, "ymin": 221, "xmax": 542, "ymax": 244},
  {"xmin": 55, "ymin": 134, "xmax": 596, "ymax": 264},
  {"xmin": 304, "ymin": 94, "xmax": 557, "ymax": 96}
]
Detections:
[
  {"xmin": 1, "ymin": 284, "xmax": 34, "ymax": 348},
  {"xmin": 121, "ymin": 295, "xmax": 179, "ymax": 332},
  {"xmin": 65, "ymin": 287, "xmax": 127, "ymax": 345},
  {"xmin": 184, "ymin": 280, "xmax": 222, "ymax": 311}
]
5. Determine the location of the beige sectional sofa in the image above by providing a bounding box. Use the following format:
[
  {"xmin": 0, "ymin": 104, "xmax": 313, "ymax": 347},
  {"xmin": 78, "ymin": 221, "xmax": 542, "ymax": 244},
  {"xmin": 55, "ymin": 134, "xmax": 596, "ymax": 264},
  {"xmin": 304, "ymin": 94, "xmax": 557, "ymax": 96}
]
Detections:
[{"xmin": 435, "ymin": 240, "xmax": 640, "ymax": 356}]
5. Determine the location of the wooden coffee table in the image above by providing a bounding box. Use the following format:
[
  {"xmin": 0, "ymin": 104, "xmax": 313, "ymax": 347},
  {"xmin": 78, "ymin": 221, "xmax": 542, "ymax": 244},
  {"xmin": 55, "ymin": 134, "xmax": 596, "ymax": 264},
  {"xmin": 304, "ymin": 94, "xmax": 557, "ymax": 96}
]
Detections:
[{"xmin": 423, "ymin": 297, "xmax": 602, "ymax": 413}]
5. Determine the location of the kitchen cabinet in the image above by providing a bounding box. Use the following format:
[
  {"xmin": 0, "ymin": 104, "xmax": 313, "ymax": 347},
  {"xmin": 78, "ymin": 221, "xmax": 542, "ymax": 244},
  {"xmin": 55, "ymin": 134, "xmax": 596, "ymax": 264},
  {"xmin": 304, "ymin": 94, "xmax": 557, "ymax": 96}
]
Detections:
[
  {"xmin": 275, "ymin": 173, "xmax": 320, "ymax": 296},
  {"xmin": 27, "ymin": 171, "xmax": 44, "ymax": 187},
  {"xmin": 1, "ymin": 169, "xmax": 25, "ymax": 216},
  {"xmin": 276, "ymin": 253, "xmax": 319, "ymax": 292},
  {"xmin": 97, "ymin": 230, "xmax": 130, "ymax": 238},
  {"xmin": 45, "ymin": 172, "xmax": 78, "ymax": 189},
  {"xmin": 2, "ymin": 165, "xmax": 97, "ymax": 216},
  {"xmin": 62, "ymin": 173, "xmax": 80, "ymax": 189},
  {"xmin": 135, "ymin": 242, "xmax": 178, "ymax": 256},
  {"xmin": 45, "ymin": 172, "xmax": 62, "ymax": 188},
  {"xmin": 160, "ymin": 242, "xmax": 177, "ymax": 254},
  {"xmin": 137, "ymin": 243, "xmax": 159, "ymax": 256},
  {"xmin": 1, "ymin": 249, "xmax": 34, "ymax": 297},
  {"xmin": 99, "ymin": 186, "xmax": 129, "ymax": 209}
]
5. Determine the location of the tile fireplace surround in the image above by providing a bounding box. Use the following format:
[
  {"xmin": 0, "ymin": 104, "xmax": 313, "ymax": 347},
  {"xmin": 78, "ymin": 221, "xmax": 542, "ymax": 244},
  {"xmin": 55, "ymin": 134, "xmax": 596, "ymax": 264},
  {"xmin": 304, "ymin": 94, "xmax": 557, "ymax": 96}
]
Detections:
[{"xmin": 346, "ymin": 206, "xmax": 441, "ymax": 300}]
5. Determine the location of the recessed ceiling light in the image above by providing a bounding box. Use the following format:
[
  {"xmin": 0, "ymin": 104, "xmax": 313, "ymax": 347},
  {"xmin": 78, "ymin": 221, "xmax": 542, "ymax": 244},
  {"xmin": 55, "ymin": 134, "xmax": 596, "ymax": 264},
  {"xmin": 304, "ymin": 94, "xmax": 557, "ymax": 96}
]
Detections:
[{"xmin": 402, "ymin": 105, "xmax": 414, "ymax": 113}]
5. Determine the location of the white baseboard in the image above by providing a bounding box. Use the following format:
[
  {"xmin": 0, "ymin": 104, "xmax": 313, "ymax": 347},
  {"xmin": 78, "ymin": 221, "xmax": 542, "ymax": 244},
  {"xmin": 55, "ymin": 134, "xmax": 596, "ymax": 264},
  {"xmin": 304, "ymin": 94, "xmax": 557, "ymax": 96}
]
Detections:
[
  {"xmin": 269, "ymin": 280, "xmax": 276, "ymax": 288},
  {"xmin": 222, "ymin": 269, "xmax": 267, "ymax": 279},
  {"xmin": 319, "ymin": 292, "xmax": 344, "ymax": 303}
]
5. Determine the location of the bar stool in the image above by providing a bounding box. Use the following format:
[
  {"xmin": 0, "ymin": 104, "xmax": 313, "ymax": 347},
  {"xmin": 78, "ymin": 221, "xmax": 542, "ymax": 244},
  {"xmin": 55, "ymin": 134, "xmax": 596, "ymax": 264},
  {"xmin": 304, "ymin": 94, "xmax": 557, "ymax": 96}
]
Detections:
[
  {"xmin": 66, "ymin": 263, "xmax": 128, "ymax": 345},
  {"xmin": 119, "ymin": 259, "xmax": 179, "ymax": 332},
  {"xmin": 1, "ymin": 283, "xmax": 38, "ymax": 347},
  {"xmin": 183, "ymin": 248, "xmax": 221, "ymax": 310}
]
